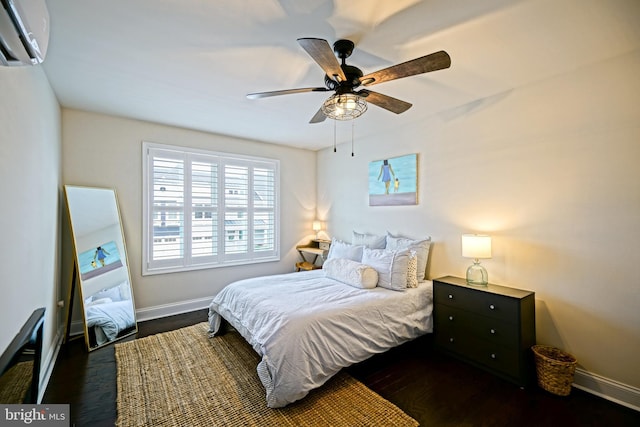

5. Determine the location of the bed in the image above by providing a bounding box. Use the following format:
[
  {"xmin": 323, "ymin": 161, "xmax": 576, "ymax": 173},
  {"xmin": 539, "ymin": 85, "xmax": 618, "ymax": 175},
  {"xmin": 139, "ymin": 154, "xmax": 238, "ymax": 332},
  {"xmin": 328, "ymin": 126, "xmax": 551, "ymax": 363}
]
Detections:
[
  {"xmin": 208, "ymin": 232, "xmax": 434, "ymax": 408},
  {"xmin": 84, "ymin": 282, "xmax": 136, "ymax": 346}
]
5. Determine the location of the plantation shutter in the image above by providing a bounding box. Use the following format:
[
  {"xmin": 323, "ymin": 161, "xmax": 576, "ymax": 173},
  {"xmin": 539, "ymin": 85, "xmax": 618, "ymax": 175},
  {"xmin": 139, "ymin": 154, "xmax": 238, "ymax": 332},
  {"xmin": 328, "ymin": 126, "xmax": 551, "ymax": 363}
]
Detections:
[{"xmin": 143, "ymin": 142, "xmax": 279, "ymax": 275}]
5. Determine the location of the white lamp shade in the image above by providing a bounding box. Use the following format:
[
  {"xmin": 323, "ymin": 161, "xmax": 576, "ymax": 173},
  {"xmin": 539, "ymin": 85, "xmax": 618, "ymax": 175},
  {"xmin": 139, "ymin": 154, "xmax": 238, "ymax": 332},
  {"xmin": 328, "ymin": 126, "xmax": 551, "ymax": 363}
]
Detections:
[
  {"xmin": 312, "ymin": 220, "xmax": 322, "ymax": 232},
  {"xmin": 462, "ymin": 234, "xmax": 492, "ymax": 259}
]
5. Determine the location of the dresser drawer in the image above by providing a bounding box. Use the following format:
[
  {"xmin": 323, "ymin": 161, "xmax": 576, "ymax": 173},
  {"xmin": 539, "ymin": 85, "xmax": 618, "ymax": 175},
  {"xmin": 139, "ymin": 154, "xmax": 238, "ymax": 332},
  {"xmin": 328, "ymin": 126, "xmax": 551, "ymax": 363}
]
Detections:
[
  {"xmin": 434, "ymin": 282, "xmax": 519, "ymax": 323},
  {"xmin": 435, "ymin": 305, "xmax": 518, "ymax": 347},
  {"xmin": 435, "ymin": 330, "xmax": 520, "ymax": 379},
  {"xmin": 433, "ymin": 276, "xmax": 536, "ymax": 387}
]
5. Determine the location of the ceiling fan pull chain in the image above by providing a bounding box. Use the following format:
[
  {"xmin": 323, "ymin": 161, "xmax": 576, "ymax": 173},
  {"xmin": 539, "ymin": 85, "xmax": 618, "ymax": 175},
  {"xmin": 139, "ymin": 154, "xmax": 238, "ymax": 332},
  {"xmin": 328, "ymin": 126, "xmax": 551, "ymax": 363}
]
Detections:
[
  {"xmin": 333, "ymin": 119, "xmax": 337, "ymax": 153},
  {"xmin": 351, "ymin": 120, "xmax": 355, "ymax": 157}
]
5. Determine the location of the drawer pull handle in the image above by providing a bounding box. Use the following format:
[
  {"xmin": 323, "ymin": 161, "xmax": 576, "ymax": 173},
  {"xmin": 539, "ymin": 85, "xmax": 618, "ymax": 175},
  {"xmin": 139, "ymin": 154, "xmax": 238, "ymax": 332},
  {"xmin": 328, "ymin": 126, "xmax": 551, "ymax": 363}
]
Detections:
[
  {"xmin": 490, "ymin": 328, "xmax": 496, "ymax": 334},
  {"xmin": 449, "ymin": 315, "xmax": 454, "ymax": 321},
  {"xmin": 448, "ymin": 294, "xmax": 453, "ymax": 299},
  {"xmin": 489, "ymin": 304, "xmax": 496, "ymax": 310},
  {"xmin": 491, "ymin": 353, "xmax": 497, "ymax": 359}
]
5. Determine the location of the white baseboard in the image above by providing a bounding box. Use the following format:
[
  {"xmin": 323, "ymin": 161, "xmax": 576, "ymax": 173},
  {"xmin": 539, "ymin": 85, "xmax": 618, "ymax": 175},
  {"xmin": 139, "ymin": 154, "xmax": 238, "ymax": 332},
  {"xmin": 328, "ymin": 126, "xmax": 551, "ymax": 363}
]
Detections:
[
  {"xmin": 38, "ymin": 326, "xmax": 64, "ymax": 403},
  {"xmin": 573, "ymin": 368, "xmax": 640, "ymax": 412},
  {"xmin": 135, "ymin": 296, "xmax": 212, "ymax": 323}
]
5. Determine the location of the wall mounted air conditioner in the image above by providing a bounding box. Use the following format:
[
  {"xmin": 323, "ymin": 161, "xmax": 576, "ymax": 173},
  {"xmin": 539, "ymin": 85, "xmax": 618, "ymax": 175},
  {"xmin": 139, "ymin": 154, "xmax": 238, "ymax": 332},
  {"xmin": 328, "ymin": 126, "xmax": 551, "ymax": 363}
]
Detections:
[{"xmin": 0, "ymin": 0, "xmax": 49, "ymax": 66}]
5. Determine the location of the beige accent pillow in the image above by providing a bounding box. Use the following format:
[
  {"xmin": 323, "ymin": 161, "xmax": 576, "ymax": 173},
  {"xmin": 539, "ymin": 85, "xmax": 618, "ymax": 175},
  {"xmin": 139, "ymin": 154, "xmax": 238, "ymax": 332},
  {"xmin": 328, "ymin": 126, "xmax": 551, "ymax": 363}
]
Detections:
[{"xmin": 406, "ymin": 251, "xmax": 418, "ymax": 288}]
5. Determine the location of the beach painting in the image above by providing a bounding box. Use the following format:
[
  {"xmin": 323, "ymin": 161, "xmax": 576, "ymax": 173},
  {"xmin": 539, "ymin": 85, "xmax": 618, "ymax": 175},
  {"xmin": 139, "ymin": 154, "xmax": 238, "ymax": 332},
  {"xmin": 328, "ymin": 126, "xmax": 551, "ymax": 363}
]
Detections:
[
  {"xmin": 78, "ymin": 240, "xmax": 124, "ymax": 280},
  {"xmin": 369, "ymin": 154, "xmax": 417, "ymax": 206}
]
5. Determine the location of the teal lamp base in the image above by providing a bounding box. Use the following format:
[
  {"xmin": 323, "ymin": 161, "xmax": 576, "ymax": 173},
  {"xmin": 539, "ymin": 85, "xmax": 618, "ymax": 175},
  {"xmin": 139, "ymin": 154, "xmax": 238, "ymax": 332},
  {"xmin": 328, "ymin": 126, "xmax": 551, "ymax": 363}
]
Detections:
[{"xmin": 466, "ymin": 260, "xmax": 488, "ymax": 286}]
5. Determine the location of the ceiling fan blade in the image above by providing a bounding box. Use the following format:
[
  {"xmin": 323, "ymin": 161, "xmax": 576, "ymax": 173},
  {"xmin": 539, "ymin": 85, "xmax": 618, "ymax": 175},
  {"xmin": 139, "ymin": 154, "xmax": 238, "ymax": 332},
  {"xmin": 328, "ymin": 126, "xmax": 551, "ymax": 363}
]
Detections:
[
  {"xmin": 359, "ymin": 50, "xmax": 451, "ymax": 87},
  {"xmin": 247, "ymin": 87, "xmax": 329, "ymax": 99},
  {"xmin": 297, "ymin": 38, "xmax": 347, "ymax": 83},
  {"xmin": 358, "ymin": 90, "xmax": 412, "ymax": 114},
  {"xmin": 309, "ymin": 108, "xmax": 327, "ymax": 124}
]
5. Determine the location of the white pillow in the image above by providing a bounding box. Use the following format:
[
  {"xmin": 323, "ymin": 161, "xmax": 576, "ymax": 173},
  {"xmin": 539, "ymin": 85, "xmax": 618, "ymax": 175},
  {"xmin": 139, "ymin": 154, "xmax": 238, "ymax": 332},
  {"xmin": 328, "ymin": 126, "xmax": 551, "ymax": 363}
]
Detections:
[
  {"xmin": 352, "ymin": 231, "xmax": 386, "ymax": 249},
  {"xmin": 327, "ymin": 238, "xmax": 364, "ymax": 262},
  {"xmin": 85, "ymin": 297, "xmax": 113, "ymax": 307},
  {"xmin": 324, "ymin": 258, "xmax": 378, "ymax": 289},
  {"xmin": 361, "ymin": 247, "xmax": 409, "ymax": 291},
  {"xmin": 386, "ymin": 232, "xmax": 431, "ymax": 281},
  {"xmin": 90, "ymin": 285, "xmax": 123, "ymax": 302},
  {"xmin": 118, "ymin": 280, "xmax": 132, "ymax": 301},
  {"xmin": 407, "ymin": 251, "xmax": 418, "ymax": 288}
]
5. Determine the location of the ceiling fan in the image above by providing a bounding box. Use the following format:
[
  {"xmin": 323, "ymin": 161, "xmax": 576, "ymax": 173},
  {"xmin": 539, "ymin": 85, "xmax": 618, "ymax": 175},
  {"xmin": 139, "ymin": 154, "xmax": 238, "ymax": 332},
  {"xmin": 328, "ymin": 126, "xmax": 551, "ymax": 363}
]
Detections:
[{"xmin": 247, "ymin": 38, "xmax": 451, "ymax": 123}]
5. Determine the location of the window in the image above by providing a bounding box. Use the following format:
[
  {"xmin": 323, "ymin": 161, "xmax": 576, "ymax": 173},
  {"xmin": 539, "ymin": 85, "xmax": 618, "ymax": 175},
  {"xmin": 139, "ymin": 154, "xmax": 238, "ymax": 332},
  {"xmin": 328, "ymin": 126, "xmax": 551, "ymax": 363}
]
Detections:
[{"xmin": 142, "ymin": 142, "xmax": 279, "ymax": 275}]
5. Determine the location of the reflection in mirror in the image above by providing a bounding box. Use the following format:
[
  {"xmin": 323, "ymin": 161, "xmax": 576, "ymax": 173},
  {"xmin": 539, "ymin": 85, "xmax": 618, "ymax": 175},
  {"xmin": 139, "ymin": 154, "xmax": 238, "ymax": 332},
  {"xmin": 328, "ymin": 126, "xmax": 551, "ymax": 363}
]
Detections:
[{"xmin": 64, "ymin": 186, "xmax": 137, "ymax": 351}]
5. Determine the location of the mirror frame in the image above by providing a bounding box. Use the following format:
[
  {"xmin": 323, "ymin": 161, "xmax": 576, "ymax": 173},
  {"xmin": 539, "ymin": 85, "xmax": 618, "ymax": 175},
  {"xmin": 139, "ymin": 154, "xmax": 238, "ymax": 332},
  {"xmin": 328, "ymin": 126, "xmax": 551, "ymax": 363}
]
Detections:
[{"xmin": 63, "ymin": 185, "xmax": 137, "ymax": 351}]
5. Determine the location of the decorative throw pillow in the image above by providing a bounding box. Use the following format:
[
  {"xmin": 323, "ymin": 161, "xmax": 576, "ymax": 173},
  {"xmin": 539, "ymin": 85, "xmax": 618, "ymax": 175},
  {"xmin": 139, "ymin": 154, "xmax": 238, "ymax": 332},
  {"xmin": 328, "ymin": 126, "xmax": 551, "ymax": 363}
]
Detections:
[
  {"xmin": 324, "ymin": 258, "xmax": 378, "ymax": 289},
  {"xmin": 385, "ymin": 232, "xmax": 431, "ymax": 281},
  {"xmin": 361, "ymin": 247, "xmax": 409, "ymax": 291},
  {"xmin": 327, "ymin": 238, "xmax": 364, "ymax": 262},
  {"xmin": 406, "ymin": 251, "xmax": 418, "ymax": 288},
  {"xmin": 352, "ymin": 231, "xmax": 386, "ymax": 249}
]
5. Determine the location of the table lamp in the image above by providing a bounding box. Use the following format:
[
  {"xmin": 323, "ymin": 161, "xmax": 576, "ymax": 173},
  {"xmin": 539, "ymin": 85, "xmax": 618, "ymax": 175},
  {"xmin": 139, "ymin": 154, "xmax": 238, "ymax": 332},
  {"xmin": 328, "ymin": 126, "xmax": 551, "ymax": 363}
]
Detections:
[
  {"xmin": 312, "ymin": 220, "xmax": 322, "ymax": 239},
  {"xmin": 462, "ymin": 234, "xmax": 492, "ymax": 286}
]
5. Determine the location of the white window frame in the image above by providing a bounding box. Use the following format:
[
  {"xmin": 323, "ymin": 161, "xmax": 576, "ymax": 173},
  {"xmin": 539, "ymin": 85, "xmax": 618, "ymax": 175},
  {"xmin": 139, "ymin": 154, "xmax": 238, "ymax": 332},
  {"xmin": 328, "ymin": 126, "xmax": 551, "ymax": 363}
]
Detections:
[{"xmin": 142, "ymin": 142, "xmax": 280, "ymax": 275}]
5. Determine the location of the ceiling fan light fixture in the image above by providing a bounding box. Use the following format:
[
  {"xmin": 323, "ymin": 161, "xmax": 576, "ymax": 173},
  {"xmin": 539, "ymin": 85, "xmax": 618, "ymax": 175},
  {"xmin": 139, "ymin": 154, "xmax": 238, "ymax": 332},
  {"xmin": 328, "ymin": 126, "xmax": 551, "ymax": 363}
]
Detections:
[{"xmin": 321, "ymin": 93, "xmax": 367, "ymax": 121}]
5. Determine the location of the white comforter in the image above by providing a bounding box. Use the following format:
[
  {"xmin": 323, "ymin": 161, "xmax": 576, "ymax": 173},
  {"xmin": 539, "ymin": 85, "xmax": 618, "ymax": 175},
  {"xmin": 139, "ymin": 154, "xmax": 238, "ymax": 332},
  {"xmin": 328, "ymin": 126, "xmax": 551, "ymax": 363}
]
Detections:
[
  {"xmin": 85, "ymin": 300, "xmax": 135, "ymax": 345},
  {"xmin": 208, "ymin": 269, "xmax": 433, "ymax": 408}
]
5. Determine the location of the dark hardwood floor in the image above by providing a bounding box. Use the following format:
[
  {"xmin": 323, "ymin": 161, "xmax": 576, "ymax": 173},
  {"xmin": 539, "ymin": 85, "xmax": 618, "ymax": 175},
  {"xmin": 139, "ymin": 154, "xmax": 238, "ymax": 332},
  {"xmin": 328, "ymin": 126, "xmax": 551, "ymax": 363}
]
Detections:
[{"xmin": 43, "ymin": 310, "xmax": 640, "ymax": 426}]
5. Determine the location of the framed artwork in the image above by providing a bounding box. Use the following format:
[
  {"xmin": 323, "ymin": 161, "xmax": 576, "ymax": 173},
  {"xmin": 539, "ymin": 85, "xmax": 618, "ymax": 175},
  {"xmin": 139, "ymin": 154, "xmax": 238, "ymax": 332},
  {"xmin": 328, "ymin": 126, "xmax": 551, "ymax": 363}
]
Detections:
[
  {"xmin": 78, "ymin": 240, "xmax": 123, "ymax": 280},
  {"xmin": 368, "ymin": 153, "xmax": 417, "ymax": 206}
]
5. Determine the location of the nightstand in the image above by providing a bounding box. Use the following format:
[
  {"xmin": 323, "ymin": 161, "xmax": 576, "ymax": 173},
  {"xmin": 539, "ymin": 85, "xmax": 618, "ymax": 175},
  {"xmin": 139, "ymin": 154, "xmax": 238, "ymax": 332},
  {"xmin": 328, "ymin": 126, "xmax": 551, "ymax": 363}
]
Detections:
[
  {"xmin": 433, "ymin": 276, "xmax": 536, "ymax": 387},
  {"xmin": 295, "ymin": 239, "xmax": 331, "ymax": 271}
]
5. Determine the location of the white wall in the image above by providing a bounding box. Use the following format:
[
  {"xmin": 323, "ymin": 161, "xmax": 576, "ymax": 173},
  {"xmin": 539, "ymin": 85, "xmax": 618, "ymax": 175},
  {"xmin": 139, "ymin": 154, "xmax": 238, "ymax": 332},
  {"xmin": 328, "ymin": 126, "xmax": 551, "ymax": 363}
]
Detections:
[
  {"xmin": 61, "ymin": 110, "xmax": 317, "ymax": 314},
  {"xmin": 0, "ymin": 65, "xmax": 62, "ymax": 391},
  {"xmin": 318, "ymin": 51, "xmax": 640, "ymax": 395}
]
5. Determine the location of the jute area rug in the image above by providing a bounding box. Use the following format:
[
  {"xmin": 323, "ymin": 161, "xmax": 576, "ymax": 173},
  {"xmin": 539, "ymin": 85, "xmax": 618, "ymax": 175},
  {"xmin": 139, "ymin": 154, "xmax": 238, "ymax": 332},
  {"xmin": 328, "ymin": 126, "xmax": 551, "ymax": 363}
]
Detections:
[
  {"xmin": 0, "ymin": 360, "xmax": 33, "ymax": 403},
  {"xmin": 115, "ymin": 322, "xmax": 419, "ymax": 427}
]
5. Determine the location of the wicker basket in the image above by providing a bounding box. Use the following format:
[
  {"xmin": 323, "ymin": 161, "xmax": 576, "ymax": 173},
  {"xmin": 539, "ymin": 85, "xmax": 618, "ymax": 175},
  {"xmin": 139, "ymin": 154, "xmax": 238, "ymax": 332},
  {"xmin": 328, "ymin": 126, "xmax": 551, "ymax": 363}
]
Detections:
[{"xmin": 532, "ymin": 345, "xmax": 577, "ymax": 396}]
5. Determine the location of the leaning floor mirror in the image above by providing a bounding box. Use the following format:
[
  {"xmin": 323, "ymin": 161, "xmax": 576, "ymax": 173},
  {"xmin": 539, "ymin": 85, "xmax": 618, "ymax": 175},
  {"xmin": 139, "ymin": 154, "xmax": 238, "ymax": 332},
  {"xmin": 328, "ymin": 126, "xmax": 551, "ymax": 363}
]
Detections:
[{"xmin": 64, "ymin": 185, "xmax": 137, "ymax": 351}]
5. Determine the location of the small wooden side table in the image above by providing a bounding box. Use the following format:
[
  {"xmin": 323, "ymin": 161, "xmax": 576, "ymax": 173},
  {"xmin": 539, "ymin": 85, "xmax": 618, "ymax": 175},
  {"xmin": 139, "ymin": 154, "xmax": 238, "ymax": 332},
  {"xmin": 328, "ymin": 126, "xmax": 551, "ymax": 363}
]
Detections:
[{"xmin": 295, "ymin": 239, "xmax": 331, "ymax": 271}]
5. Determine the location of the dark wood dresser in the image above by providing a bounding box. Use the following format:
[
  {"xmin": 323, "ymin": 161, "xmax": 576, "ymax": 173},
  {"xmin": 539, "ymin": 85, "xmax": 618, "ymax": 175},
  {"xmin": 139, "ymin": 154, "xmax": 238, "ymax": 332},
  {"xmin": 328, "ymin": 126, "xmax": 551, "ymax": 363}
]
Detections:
[{"xmin": 433, "ymin": 276, "xmax": 536, "ymax": 387}]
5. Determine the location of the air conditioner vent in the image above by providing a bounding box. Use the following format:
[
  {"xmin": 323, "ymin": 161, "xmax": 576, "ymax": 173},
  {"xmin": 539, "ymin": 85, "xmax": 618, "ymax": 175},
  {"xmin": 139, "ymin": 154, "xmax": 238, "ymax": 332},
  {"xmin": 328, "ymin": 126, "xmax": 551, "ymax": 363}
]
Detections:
[{"xmin": 0, "ymin": 0, "xmax": 49, "ymax": 66}]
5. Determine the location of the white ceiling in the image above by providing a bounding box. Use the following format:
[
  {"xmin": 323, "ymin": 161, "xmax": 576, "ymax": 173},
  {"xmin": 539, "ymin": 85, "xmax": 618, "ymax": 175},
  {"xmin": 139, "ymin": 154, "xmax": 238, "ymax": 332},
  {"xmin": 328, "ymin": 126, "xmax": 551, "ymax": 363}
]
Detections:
[{"xmin": 42, "ymin": 0, "xmax": 640, "ymax": 151}]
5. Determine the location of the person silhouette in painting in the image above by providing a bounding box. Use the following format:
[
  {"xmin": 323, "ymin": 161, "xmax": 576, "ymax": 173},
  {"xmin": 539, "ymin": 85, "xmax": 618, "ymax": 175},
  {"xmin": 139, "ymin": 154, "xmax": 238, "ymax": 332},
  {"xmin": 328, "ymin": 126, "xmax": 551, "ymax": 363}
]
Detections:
[
  {"xmin": 93, "ymin": 246, "xmax": 110, "ymax": 267},
  {"xmin": 394, "ymin": 178, "xmax": 400, "ymax": 193},
  {"xmin": 377, "ymin": 159, "xmax": 396, "ymax": 195}
]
